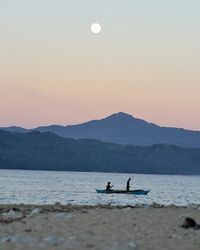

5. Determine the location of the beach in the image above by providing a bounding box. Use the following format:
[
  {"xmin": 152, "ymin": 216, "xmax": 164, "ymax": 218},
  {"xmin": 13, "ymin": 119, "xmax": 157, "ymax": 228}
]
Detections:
[{"xmin": 0, "ymin": 204, "xmax": 200, "ymax": 250}]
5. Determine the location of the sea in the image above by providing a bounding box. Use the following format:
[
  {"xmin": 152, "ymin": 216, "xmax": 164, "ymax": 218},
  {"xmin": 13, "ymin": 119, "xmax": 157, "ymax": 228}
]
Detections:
[{"xmin": 0, "ymin": 169, "xmax": 200, "ymax": 206}]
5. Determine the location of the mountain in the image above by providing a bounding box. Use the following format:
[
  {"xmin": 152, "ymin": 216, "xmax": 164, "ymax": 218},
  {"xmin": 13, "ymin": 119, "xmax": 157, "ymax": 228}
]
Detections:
[
  {"xmin": 0, "ymin": 130, "xmax": 200, "ymax": 175},
  {"xmin": 1, "ymin": 126, "xmax": 28, "ymax": 133},
  {"xmin": 1, "ymin": 112, "xmax": 200, "ymax": 148}
]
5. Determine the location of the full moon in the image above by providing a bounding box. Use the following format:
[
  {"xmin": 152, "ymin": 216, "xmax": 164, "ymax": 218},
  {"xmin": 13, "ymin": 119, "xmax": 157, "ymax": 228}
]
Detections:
[{"xmin": 91, "ymin": 23, "xmax": 102, "ymax": 34}]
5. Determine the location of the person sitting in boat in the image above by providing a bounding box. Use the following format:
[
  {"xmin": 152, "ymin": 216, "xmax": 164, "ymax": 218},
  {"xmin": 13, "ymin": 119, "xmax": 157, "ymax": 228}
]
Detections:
[
  {"xmin": 106, "ymin": 182, "xmax": 113, "ymax": 191},
  {"xmin": 126, "ymin": 178, "xmax": 131, "ymax": 191}
]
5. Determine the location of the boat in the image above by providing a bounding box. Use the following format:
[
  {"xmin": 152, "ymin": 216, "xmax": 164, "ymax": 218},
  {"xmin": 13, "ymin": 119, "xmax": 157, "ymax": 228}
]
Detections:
[{"xmin": 96, "ymin": 189, "xmax": 150, "ymax": 195}]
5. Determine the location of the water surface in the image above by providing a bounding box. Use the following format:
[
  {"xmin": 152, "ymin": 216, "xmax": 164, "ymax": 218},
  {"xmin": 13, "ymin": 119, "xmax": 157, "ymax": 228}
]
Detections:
[{"xmin": 0, "ymin": 169, "xmax": 199, "ymax": 206}]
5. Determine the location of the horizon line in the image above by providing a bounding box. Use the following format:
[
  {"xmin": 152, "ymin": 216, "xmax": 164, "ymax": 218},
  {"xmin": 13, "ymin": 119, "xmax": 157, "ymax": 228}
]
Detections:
[{"xmin": 1, "ymin": 112, "xmax": 200, "ymax": 133}]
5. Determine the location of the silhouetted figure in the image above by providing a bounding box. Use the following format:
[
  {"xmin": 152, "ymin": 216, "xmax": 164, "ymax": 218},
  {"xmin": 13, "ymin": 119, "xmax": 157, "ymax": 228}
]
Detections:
[
  {"xmin": 106, "ymin": 182, "xmax": 113, "ymax": 191},
  {"xmin": 126, "ymin": 178, "xmax": 131, "ymax": 191}
]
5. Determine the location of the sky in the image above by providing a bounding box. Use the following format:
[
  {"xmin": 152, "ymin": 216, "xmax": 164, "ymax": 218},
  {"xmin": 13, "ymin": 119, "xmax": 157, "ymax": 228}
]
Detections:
[{"xmin": 0, "ymin": 0, "xmax": 200, "ymax": 129}]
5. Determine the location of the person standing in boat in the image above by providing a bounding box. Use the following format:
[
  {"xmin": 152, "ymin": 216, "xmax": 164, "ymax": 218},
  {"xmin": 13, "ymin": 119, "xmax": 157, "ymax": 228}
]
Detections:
[
  {"xmin": 126, "ymin": 178, "xmax": 131, "ymax": 191},
  {"xmin": 106, "ymin": 182, "xmax": 113, "ymax": 191}
]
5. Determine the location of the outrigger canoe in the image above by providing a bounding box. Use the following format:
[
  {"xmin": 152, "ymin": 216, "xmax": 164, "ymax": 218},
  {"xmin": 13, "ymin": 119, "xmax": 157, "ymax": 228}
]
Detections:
[{"xmin": 96, "ymin": 189, "xmax": 150, "ymax": 195}]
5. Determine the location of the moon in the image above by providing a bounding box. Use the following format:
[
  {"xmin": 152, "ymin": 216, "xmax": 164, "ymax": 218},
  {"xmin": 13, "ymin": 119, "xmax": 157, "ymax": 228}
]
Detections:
[{"xmin": 91, "ymin": 23, "xmax": 102, "ymax": 34}]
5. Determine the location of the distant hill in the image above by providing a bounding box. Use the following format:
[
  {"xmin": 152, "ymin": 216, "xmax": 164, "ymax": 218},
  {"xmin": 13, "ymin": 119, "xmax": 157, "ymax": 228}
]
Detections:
[
  {"xmin": 0, "ymin": 130, "xmax": 200, "ymax": 175},
  {"xmin": 1, "ymin": 126, "xmax": 27, "ymax": 133},
  {"xmin": 1, "ymin": 112, "xmax": 200, "ymax": 148}
]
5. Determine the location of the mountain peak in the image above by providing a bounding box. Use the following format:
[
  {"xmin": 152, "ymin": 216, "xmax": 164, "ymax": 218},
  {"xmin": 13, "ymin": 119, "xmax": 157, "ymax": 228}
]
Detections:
[
  {"xmin": 106, "ymin": 112, "xmax": 135, "ymax": 120},
  {"xmin": 1, "ymin": 112, "xmax": 200, "ymax": 148}
]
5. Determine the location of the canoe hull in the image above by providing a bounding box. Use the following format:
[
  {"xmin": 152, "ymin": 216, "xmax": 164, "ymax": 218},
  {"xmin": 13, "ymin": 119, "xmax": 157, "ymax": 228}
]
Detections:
[{"xmin": 96, "ymin": 189, "xmax": 150, "ymax": 195}]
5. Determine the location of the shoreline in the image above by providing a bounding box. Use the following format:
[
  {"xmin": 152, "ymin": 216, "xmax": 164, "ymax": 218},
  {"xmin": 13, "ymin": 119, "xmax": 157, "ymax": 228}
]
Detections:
[
  {"xmin": 1, "ymin": 168, "xmax": 200, "ymax": 177},
  {"xmin": 0, "ymin": 204, "xmax": 200, "ymax": 249},
  {"xmin": 1, "ymin": 202, "xmax": 200, "ymax": 210}
]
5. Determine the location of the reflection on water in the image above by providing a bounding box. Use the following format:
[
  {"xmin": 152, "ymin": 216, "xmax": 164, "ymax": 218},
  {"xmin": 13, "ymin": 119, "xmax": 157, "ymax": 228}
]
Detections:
[{"xmin": 0, "ymin": 169, "xmax": 200, "ymax": 206}]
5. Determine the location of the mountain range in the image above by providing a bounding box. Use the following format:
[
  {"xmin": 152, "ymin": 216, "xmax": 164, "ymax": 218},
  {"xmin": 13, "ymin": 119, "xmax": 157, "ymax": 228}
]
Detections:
[
  {"xmin": 0, "ymin": 130, "xmax": 200, "ymax": 175},
  {"xmin": 1, "ymin": 112, "xmax": 200, "ymax": 148}
]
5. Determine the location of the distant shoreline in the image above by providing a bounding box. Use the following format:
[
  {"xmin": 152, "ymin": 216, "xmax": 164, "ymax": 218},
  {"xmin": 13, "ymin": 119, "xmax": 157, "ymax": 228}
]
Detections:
[
  {"xmin": 1, "ymin": 168, "xmax": 200, "ymax": 177},
  {"xmin": 1, "ymin": 129, "xmax": 200, "ymax": 175}
]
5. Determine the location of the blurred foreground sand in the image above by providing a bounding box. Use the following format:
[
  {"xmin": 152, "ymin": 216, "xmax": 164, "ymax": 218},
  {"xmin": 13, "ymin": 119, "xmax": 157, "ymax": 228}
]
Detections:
[{"xmin": 0, "ymin": 204, "xmax": 200, "ymax": 250}]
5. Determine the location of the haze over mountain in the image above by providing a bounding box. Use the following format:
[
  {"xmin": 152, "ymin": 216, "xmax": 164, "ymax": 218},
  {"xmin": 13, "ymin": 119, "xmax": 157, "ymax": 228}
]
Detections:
[
  {"xmin": 1, "ymin": 112, "xmax": 200, "ymax": 148},
  {"xmin": 0, "ymin": 130, "xmax": 200, "ymax": 175}
]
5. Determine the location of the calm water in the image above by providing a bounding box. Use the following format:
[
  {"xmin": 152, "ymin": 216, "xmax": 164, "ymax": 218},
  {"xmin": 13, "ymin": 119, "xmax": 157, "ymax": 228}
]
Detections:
[{"xmin": 0, "ymin": 169, "xmax": 200, "ymax": 206}]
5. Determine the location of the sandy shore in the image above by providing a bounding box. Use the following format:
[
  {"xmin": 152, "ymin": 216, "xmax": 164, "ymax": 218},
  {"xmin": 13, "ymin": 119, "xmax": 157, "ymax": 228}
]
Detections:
[{"xmin": 0, "ymin": 204, "xmax": 200, "ymax": 250}]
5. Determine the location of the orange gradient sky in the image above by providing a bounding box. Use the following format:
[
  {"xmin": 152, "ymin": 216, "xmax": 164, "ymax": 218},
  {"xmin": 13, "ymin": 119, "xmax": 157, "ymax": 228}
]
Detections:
[{"xmin": 0, "ymin": 0, "xmax": 200, "ymax": 129}]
